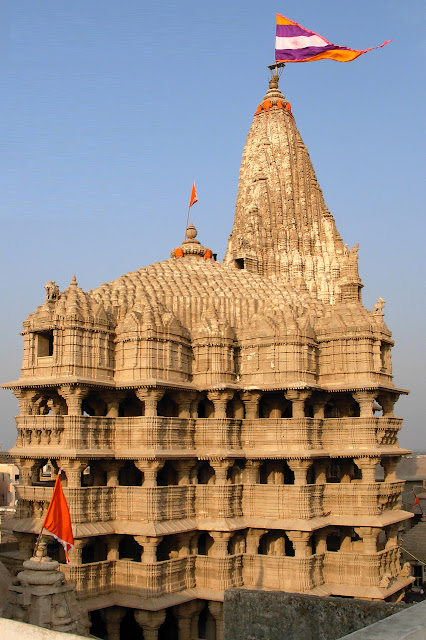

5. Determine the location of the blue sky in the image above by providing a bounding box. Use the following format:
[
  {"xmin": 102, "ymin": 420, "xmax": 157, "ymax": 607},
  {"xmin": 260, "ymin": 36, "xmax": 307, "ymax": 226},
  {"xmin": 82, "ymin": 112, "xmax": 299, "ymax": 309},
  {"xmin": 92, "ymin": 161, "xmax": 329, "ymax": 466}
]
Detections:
[{"xmin": 0, "ymin": 1, "xmax": 424, "ymax": 450}]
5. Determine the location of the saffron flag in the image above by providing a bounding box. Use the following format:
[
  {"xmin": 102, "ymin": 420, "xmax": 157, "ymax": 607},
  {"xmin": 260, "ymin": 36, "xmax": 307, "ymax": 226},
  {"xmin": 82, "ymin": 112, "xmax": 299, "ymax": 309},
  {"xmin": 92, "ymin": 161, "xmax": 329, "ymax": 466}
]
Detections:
[
  {"xmin": 189, "ymin": 182, "xmax": 198, "ymax": 208},
  {"xmin": 413, "ymin": 489, "xmax": 420, "ymax": 509},
  {"xmin": 275, "ymin": 14, "xmax": 390, "ymax": 63},
  {"xmin": 42, "ymin": 468, "xmax": 74, "ymax": 565}
]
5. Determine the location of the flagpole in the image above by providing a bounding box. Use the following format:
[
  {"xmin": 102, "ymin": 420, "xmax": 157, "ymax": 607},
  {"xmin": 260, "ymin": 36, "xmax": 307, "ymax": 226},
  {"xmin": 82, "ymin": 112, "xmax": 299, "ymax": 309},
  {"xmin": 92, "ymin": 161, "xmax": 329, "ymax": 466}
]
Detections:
[{"xmin": 184, "ymin": 205, "xmax": 191, "ymax": 243}]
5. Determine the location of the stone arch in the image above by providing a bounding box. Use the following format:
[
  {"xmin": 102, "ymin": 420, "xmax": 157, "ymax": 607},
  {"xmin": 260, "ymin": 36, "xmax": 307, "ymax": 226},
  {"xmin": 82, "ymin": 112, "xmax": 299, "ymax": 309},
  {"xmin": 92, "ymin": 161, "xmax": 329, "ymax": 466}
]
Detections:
[
  {"xmin": 197, "ymin": 532, "xmax": 214, "ymax": 556},
  {"xmin": 82, "ymin": 538, "xmax": 107, "ymax": 563},
  {"xmin": 197, "ymin": 462, "xmax": 215, "ymax": 485},
  {"xmin": 198, "ymin": 601, "xmax": 216, "ymax": 640},
  {"xmin": 259, "ymin": 460, "xmax": 295, "ymax": 485},
  {"xmin": 226, "ymin": 393, "xmax": 245, "ymax": 418},
  {"xmin": 118, "ymin": 535, "xmax": 142, "ymax": 562},
  {"xmin": 228, "ymin": 530, "xmax": 247, "ymax": 555},
  {"xmin": 118, "ymin": 392, "xmax": 144, "ymax": 417},
  {"xmin": 227, "ymin": 460, "xmax": 245, "ymax": 484},
  {"xmin": 258, "ymin": 531, "xmax": 295, "ymax": 557},
  {"xmin": 198, "ymin": 397, "xmax": 214, "ymax": 418},
  {"xmin": 259, "ymin": 393, "xmax": 292, "ymax": 418},
  {"xmin": 157, "ymin": 394, "xmax": 179, "ymax": 418},
  {"xmin": 118, "ymin": 461, "xmax": 143, "ymax": 487},
  {"xmin": 157, "ymin": 461, "xmax": 178, "ymax": 487}
]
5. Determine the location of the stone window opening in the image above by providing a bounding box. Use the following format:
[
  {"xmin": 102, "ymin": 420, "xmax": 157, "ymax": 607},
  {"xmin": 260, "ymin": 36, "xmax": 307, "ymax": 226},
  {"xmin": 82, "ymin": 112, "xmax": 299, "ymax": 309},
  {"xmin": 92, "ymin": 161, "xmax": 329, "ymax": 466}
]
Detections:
[
  {"xmin": 157, "ymin": 394, "xmax": 179, "ymax": 417},
  {"xmin": 324, "ymin": 401, "xmax": 340, "ymax": 418},
  {"xmin": 82, "ymin": 395, "xmax": 107, "ymax": 417},
  {"xmin": 198, "ymin": 602, "xmax": 217, "ymax": 640},
  {"xmin": 120, "ymin": 609, "xmax": 144, "ymax": 640},
  {"xmin": 197, "ymin": 397, "xmax": 214, "ymax": 418},
  {"xmin": 351, "ymin": 461, "xmax": 362, "ymax": 482},
  {"xmin": 35, "ymin": 330, "xmax": 54, "ymax": 357},
  {"xmin": 118, "ymin": 535, "xmax": 142, "ymax": 562},
  {"xmin": 326, "ymin": 460, "xmax": 341, "ymax": 484},
  {"xmin": 89, "ymin": 610, "xmax": 107, "ymax": 640},
  {"xmin": 259, "ymin": 393, "xmax": 292, "ymax": 419},
  {"xmin": 157, "ymin": 461, "xmax": 178, "ymax": 487},
  {"xmin": 118, "ymin": 393, "xmax": 145, "ymax": 417},
  {"xmin": 197, "ymin": 532, "xmax": 214, "ymax": 556},
  {"xmin": 157, "ymin": 535, "xmax": 180, "ymax": 562},
  {"xmin": 234, "ymin": 258, "xmax": 245, "ymax": 270},
  {"xmin": 197, "ymin": 462, "xmax": 215, "ymax": 485},
  {"xmin": 34, "ymin": 459, "xmax": 54, "ymax": 485},
  {"xmin": 82, "ymin": 538, "xmax": 107, "ymax": 564},
  {"xmin": 82, "ymin": 462, "xmax": 107, "ymax": 487},
  {"xmin": 326, "ymin": 532, "xmax": 341, "ymax": 552},
  {"xmin": 47, "ymin": 540, "xmax": 66, "ymax": 564},
  {"xmin": 118, "ymin": 461, "xmax": 143, "ymax": 487},
  {"xmin": 158, "ymin": 609, "xmax": 179, "ymax": 640},
  {"xmin": 259, "ymin": 460, "xmax": 295, "ymax": 485},
  {"xmin": 227, "ymin": 460, "xmax": 245, "ymax": 484},
  {"xmin": 226, "ymin": 393, "xmax": 245, "ymax": 419},
  {"xmin": 304, "ymin": 400, "xmax": 314, "ymax": 418},
  {"xmin": 228, "ymin": 530, "xmax": 247, "ymax": 555},
  {"xmin": 258, "ymin": 531, "xmax": 295, "ymax": 557}
]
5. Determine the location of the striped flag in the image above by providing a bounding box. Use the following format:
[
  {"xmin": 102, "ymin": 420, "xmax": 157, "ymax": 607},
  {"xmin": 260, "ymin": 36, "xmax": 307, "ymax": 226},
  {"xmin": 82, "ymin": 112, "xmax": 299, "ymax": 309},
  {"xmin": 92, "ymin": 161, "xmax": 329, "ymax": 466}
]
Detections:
[
  {"xmin": 42, "ymin": 469, "xmax": 74, "ymax": 565},
  {"xmin": 275, "ymin": 14, "xmax": 390, "ymax": 63}
]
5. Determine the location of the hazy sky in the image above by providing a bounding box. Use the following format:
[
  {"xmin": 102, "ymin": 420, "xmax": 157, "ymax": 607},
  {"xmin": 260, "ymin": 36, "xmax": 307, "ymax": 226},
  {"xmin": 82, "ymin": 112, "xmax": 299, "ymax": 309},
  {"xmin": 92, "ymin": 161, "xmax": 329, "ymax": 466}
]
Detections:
[{"xmin": 0, "ymin": 1, "xmax": 424, "ymax": 450}]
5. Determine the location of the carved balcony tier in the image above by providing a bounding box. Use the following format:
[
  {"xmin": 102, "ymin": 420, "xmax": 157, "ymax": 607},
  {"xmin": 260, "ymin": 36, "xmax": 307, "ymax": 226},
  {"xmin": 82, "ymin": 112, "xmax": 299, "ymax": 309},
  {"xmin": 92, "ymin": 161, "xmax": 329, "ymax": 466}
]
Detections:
[
  {"xmin": 59, "ymin": 547, "xmax": 402, "ymax": 602},
  {"xmin": 14, "ymin": 415, "xmax": 403, "ymax": 453},
  {"xmin": 15, "ymin": 482, "xmax": 404, "ymax": 525}
]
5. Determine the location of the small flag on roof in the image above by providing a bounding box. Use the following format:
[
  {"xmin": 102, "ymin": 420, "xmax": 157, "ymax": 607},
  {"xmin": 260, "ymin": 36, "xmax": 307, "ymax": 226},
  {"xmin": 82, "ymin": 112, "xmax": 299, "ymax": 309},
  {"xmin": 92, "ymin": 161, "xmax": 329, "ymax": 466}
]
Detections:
[
  {"xmin": 275, "ymin": 14, "xmax": 390, "ymax": 63},
  {"xmin": 189, "ymin": 182, "xmax": 198, "ymax": 208}
]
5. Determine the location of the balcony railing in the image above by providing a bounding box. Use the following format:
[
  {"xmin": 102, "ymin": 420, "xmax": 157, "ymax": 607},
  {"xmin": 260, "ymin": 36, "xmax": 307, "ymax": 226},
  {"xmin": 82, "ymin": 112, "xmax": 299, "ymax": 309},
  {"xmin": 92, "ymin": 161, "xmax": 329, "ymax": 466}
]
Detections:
[
  {"xmin": 14, "ymin": 415, "xmax": 403, "ymax": 453},
  {"xmin": 323, "ymin": 546, "xmax": 401, "ymax": 587},
  {"xmin": 323, "ymin": 481, "xmax": 404, "ymax": 517},
  {"xmin": 242, "ymin": 484, "xmax": 324, "ymax": 520}
]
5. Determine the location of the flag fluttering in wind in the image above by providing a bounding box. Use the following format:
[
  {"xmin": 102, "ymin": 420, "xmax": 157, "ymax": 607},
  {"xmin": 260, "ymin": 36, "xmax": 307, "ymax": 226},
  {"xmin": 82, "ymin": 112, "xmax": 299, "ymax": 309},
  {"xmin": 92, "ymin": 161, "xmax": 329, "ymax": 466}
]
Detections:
[
  {"xmin": 275, "ymin": 14, "xmax": 390, "ymax": 63},
  {"xmin": 42, "ymin": 468, "xmax": 74, "ymax": 565},
  {"xmin": 412, "ymin": 488, "xmax": 422, "ymax": 512},
  {"xmin": 189, "ymin": 182, "xmax": 198, "ymax": 208}
]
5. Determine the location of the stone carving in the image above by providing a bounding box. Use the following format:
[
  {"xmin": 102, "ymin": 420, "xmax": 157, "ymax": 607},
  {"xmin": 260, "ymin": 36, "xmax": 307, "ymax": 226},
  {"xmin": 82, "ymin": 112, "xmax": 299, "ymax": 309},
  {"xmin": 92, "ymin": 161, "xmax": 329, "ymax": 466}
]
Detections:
[
  {"xmin": 44, "ymin": 281, "xmax": 60, "ymax": 301},
  {"xmin": 373, "ymin": 297, "xmax": 386, "ymax": 314}
]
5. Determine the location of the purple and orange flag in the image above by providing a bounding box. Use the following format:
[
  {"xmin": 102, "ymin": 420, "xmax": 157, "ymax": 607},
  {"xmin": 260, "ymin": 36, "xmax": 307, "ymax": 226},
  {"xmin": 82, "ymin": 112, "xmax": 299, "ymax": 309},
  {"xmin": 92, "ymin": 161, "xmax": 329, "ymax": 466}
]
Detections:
[
  {"xmin": 42, "ymin": 469, "xmax": 74, "ymax": 565},
  {"xmin": 275, "ymin": 14, "xmax": 390, "ymax": 63}
]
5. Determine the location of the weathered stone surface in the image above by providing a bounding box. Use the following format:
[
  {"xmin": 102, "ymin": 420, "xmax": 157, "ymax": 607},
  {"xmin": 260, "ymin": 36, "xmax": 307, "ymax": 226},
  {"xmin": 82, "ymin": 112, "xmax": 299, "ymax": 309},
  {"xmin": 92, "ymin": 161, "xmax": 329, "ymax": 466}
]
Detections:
[{"xmin": 223, "ymin": 589, "xmax": 405, "ymax": 640}]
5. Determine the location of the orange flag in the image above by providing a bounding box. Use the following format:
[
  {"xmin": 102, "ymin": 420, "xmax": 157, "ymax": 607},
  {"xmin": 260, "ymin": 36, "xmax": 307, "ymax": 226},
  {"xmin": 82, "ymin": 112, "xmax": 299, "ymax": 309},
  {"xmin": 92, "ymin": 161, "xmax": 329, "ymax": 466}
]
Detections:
[
  {"xmin": 42, "ymin": 468, "xmax": 74, "ymax": 564},
  {"xmin": 189, "ymin": 182, "xmax": 198, "ymax": 208}
]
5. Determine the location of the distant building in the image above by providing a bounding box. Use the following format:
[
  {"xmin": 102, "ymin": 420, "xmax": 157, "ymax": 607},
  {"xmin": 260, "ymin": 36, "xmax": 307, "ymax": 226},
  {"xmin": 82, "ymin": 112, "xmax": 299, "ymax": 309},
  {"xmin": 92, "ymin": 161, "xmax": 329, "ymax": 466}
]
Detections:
[
  {"xmin": 0, "ymin": 463, "xmax": 19, "ymax": 508},
  {"xmin": 1, "ymin": 73, "xmax": 414, "ymax": 639}
]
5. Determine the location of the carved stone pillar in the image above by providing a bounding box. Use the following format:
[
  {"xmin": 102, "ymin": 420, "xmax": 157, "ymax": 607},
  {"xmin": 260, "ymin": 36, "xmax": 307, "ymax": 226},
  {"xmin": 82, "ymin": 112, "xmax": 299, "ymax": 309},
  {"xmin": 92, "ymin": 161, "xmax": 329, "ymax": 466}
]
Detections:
[
  {"xmin": 135, "ymin": 459, "xmax": 164, "ymax": 487},
  {"xmin": 67, "ymin": 538, "xmax": 87, "ymax": 566},
  {"xmin": 17, "ymin": 458, "xmax": 39, "ymax": 486},
  {"xmin": 105, "ymin": 535, "xmax": 120, "ymax": 561},
  {"xmin": 12, "ymin": 389, "xmax": 34, "ymax": 416},
  {"xmin": 240, "ymin": 391, "xmax": 262, "ymax": 419},
  {"xmin": 287, "ymin": 531, "xmax": 311, "ymax": 558},
  {"xmin": 135, "ymin": 388, "xmax": 164, "ymax": 417},
  {"xmin": 314, "ymin": 460, "xmax": 328, "ymax": 484},
  {"xmin": 136, "ymin": 536, "xmax": 163, "ymax": 563},
  {"xmin": 382, "ymin": 457, "xmax": 399, "ymax": 482},
  {"xmin": 104, "ymin": 460, "xmax": 122, "ymax": 487},
  {"xmin": 245, "ymin": 459, "xmax": 261, "ymax": 484},
  {"xmin": 58, "ymin": 385, "xmax": 89, "ymax": 416},
  {"xmin": 377, "ymin": 392, "xmax": 398, "ymax": 418},
  {"xmin": 173, "ymin": 601, "xmax": 204, "ymax": 640},
  {"xmin": 207, "ymin": 390, "xmax": 234, "ymax": 419},
  {"xmin": 385, "ymin": 523, "xmax": 400, "ymax": 549},
  {"xmin": 134, "ymin": 609, "xmax": 166, "ymax": 640},
  {"xmin": 104, "ymin": 392, "xmax": 125, "ymax": 418},
  {"xmin": 315, "ymin": 530, "xmax": 327, "ymax": 554},
  {"xmin": 354, "ymin": 456, "xmax": 380, "ymax": 484},
  {"xmin": 246, "ymin": 528, "xmax": 267, "ymax": 554},
  {"xmin": 354, "ymin": 527, "xmax": 381, "ymax": 554},
  {"xmin": 104, "ymin": 607, "xmax": 126, "ymax": 640},
  {"xmin": 352, "ymin": 391, "xmax": 376, "ymax": 417},
  {"xmin": 174, "ymin": 459, "xmax": 195, "ymax": 485},
  {"xmin": 210, "ymin": 458, "xmax": 234, "ymax": 485},
  {"xmin": 287, "ymin": 459, "xmax": 312, "ymax": 486},
  {"xmin": 173, "ymin": 391, "xmax": 198, "ymax": 418},
  {"xmin": 285, "ymin": 390, "xmax": 312, "ymax": 418},
  {"xmin": 313, "ymin": 396, "xmax": 329, "ymax": 419},
  {"xmin": 57, "ymin": 459, "xmax": 88, "ymax": 488},
  {"xmin": 209, "ymin": 531, "xmax": 233, "ymax": 557},
  {"xmin": 209, "ymin": 601, "xmax": 224, "ymax": 640}
]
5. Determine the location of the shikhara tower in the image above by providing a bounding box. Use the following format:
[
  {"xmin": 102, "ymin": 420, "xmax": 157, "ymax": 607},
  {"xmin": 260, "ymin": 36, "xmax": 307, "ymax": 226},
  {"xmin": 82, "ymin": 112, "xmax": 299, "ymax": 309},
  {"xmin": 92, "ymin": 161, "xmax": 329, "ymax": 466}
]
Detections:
[{"xmin": 3, "ymin": 74, "xmax": 413, "ymax": 639}]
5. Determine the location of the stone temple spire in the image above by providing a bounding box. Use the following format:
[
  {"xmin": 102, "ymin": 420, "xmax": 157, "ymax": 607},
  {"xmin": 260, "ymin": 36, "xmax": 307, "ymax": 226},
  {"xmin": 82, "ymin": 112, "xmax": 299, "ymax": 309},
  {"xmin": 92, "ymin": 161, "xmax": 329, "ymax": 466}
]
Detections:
[{"xmin": 224, "ymin": 73, "xmax": 362, "ymax": 304}]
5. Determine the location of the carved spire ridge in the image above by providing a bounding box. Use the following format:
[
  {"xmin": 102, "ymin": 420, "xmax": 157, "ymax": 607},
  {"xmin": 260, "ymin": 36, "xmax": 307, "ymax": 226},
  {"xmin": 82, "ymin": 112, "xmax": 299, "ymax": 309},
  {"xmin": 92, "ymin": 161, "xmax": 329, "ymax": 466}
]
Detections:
[{"xmin": 224, "ymin": 75, "xmax": 363, "ymax": 304}]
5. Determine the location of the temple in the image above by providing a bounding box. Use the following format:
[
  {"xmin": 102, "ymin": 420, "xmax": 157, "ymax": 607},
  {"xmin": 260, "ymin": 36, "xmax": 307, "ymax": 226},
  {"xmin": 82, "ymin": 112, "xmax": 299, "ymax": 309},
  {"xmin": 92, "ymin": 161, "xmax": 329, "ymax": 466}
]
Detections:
[{"xmin": 2, "ymin": 74, "xmax": 413, "ymax": 639}]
